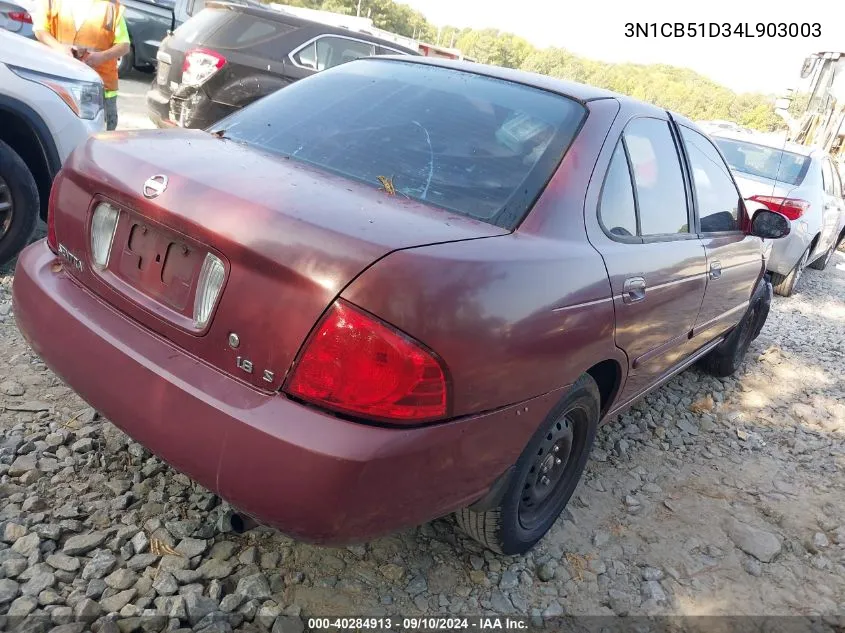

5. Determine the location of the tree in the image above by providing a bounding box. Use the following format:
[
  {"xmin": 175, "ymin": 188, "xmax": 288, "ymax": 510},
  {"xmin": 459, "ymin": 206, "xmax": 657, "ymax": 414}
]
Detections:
[
  {"xmin": 266, "ymin": 0, "xmax": 784, "ymax": 132},
  {"xmin": 521, "ymin": 48, "xmax": 783, "ymax": 131}
]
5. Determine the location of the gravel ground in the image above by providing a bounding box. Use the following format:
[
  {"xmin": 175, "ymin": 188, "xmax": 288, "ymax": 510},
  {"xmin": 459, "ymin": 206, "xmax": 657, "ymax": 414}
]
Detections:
[{"xmin": 0, "ymin": 246, "xmax": 844, "ymax": 632}]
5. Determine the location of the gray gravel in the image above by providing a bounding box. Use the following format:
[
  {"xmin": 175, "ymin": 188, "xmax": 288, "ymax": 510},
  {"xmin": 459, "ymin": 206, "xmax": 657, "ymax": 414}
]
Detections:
[{"xmin": 1, "ymin": 248, "xmax": 844, "ymax": 629}]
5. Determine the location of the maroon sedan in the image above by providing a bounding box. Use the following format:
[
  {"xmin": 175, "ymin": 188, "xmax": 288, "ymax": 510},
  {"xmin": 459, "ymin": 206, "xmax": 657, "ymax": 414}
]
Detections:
[{"xmin": 12, "ymin": 57, "xmax": 789, "ymax": 555}]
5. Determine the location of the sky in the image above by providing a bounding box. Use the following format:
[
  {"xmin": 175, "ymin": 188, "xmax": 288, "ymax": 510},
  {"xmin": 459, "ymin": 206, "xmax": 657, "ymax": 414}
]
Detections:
[{"xmin": 400, "ymin": 0, "xmax": 844, "ymax": 94}]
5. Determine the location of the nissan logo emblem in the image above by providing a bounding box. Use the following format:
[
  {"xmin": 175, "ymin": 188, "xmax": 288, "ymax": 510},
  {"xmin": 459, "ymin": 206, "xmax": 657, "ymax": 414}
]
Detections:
[{"xmin": 142, "ymin": 174, "xmax": 168, "ymax": 199}]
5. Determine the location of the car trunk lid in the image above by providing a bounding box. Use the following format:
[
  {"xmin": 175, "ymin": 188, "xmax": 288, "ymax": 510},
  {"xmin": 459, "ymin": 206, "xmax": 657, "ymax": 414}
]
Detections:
[{"xmin": 52, "ymin": 130, "xmax": 508, "ymax": 391}]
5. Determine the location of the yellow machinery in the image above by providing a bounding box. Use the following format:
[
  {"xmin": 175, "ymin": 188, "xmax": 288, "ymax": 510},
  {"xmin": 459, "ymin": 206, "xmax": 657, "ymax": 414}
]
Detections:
[{"xmin": 777, "ymin": 52, "xmax": 845, "ymax": 162}]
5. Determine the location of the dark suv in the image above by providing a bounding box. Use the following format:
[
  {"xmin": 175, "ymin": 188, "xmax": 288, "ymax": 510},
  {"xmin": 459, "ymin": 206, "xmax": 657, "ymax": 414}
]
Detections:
[{"xmin": 146, "ymin": 2, "xmax": 419, "ymax": 128}]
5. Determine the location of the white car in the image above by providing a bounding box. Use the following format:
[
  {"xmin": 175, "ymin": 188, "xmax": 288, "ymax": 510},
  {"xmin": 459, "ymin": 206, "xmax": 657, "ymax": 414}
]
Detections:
[
  {"xmin": 710, "ymin": 131, "xmax": 845, "ymax": 296},
  {"xmin": 0, "ymin": 29, "xmax": 105, "ymax": 266},
  {"xmin": 0, "ymin": 0, "xmax": 35, "ymax": 39}
]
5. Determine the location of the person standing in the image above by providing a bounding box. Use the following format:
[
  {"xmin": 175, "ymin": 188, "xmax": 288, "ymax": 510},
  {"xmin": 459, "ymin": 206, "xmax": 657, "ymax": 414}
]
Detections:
[{"xmin": 33, "ymin": 0, "xmax": 130, "ymax": 131}]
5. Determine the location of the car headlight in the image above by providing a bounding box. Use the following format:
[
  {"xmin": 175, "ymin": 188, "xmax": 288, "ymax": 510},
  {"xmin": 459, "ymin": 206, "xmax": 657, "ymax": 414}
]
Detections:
[{"xmin": 8, "ymin": 65, "xmax": 103, "ymax": 120}]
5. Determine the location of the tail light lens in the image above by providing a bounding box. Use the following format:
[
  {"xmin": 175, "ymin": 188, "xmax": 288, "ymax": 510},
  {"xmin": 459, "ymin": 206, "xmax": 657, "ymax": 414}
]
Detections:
[
  {"xmin": 90, "ymin": 202, "xmax": 120, "ymax": 269},
  {"xmin": 8, "ymin": 11, "xmax": 32, "ymax": 23},
  {"xmin": 193, "ymin": 253, "xmax": 225, "ymax": 328},
  {"xmin": 749, "ymin": 195, "xmax": 809, "ymax": 221},
  {"xmin": 181, "ymin": 48, "xmax": 226, "ymax": 87},
  {"xmin": 285, "ymin": 300, "xmax": 448, "ymax": 424}
]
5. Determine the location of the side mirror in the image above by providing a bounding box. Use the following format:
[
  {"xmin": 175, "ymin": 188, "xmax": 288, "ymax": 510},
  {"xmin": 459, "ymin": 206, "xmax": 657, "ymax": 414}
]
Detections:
[{"xmin": 749, "ymin": 208, "xmax": 791, "ymax": 239}]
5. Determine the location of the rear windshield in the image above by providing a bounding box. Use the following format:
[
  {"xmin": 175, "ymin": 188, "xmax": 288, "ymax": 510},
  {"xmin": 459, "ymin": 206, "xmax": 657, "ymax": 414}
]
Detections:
[
  {"xmin": 216, "ymin": 60, "xmax": 586, "ymax": 228},
  {"xmin": 172, "ymin": 8, "xmax": 234, "ymax": 43},
  {"xmin": 174, "ymin": 8, "xmax": 295, "ymax": 49},
  {"xmin": 712, "ymin": 137, "xmax": 811, "ymax": 187}
]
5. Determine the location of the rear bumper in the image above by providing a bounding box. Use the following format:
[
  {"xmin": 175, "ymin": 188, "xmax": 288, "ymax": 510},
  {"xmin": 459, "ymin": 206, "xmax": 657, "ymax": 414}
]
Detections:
[
  {"xmin": 146, "ymin": 85, "xmax": 234, "ymax": 130},
  {"xmin": 13, "ymin": 241, "xmax": 556, "ymax": 544}
]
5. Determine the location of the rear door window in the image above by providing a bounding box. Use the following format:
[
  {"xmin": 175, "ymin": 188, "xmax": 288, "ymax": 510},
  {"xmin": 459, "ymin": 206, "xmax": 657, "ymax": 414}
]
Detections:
[
  {"xmin": 821, "ymin": 158, "xmax": 835, "ymax": 195},
  {"xmin": 293, "ymin": 36, "xmax": 376, "ymax": 71},
  {"xmin": 680, "ymin": 127, "xmax": 741, "ymax": 233},
  {"xmin": 218, "ymin": 59, "xmax": 586, "ymax": 228},
  {"xmin": 292, "ymin": 41, "xmax": 317, "ymax": 69},
  {"xmin": 376, "ymin": 45, "xmax": 405, "ymax": 55},
  {"xmin": 599, "ymin": 143, "xmax": 638, "ymax": 238},
  {"xmin": 201, "ymin": 13, "xmax": 295, "ymax": 50},
  {"xmin": 623, "ymin": 118, "xmax": 690, "ymax": 236},
  {"xmin": 173, "ymin": 8, "xmax": 235, "ymax": 44}
]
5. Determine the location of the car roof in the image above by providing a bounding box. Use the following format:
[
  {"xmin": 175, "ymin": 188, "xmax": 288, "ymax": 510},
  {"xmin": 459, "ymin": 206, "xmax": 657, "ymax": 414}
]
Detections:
[
  {"xmin": 361, "ymin": 57, "xmax": 716, "ymax": 129},
  {"xmin": 209, "ymin": 2, "xmax": 420, "ymax": 54},
  {"xmin": 365, "ymin": 56, "xmax": 636, "ymax": 104},
  {"xmin": 708, "ymin": 129, "xmax": 820, "ymax": 158}
]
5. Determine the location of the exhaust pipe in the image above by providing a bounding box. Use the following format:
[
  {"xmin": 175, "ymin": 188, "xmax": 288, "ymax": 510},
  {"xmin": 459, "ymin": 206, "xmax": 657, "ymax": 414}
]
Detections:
[{"xmin": 217, "ymin": 509, "xmax": 258, "ymax": 534}]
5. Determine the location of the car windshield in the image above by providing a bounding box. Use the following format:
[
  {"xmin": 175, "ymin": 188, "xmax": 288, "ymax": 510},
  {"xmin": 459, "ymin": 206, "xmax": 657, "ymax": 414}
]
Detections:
[
  {"xmin": 712, "ymin": 137, "xmax": 811, "ymax": 186},
  {"xmin": 216, "ymin": 60, "xmax": 586, "ymax": 228}
]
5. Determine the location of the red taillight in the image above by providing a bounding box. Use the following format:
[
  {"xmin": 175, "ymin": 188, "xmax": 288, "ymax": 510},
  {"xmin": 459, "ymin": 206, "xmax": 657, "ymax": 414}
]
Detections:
[
  {"xmin": 285, "ymin": 300, "xmax": 449, "ymax": 424},
  {"xmin": 8, "ymin": 10, "xmax": 32, "ymax": 23},
  {"xmin": 46, "ymin": 181, "xmax": 59, "ymax": 253},
  {"xmin": 181, "ymin": 48, "xmax": 226, "ymax": 87},
  {"xmin": 748, "ymin": 195, "xmax": 809, "ymax": 221}
]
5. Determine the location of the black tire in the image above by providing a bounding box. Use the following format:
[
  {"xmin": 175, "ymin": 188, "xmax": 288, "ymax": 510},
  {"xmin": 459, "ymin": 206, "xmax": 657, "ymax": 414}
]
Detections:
[
  {"xmin": 808, "ymin": 242, "xmax": 835, "ymax": 271},
  {"xmin": 701, "ymin": 279, "xmax": 771, "ymax": 378},
  {"xmin": 770, "ymin": 246, "xmax": 810, "ymax": 297},
  {"xmin": 117, "ymin": 45, "xmax": 134, "ymax": 78},
  {"xmin": 454, "ymin": 374, "xmax": 600, "ymax": 555},
  {"xmin": 0, "ymin": 138, "xmax": 39, "ymax": 269}
]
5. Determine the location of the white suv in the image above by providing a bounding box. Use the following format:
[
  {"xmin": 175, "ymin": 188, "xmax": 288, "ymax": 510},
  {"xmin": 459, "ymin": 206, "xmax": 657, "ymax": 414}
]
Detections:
[{"xmin": 0, "ymin": 29, "xmax": 104, "ymax": 266}]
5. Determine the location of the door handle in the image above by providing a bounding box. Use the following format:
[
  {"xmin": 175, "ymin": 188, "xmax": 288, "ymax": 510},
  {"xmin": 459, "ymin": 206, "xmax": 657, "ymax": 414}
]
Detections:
[
  {"xmin": 622, "ymin": 277, "xmax": 646, "ymax": 304},
  {"xmin": 709, "ymin": 261, "xmax": 722, "ymax": 280}
]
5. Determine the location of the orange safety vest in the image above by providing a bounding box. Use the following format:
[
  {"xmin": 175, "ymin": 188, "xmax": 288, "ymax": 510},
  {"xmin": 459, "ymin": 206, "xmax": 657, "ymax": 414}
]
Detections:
[{"xmin": 45, "ymin": 0, "xmax": 122, "ymax": 91}]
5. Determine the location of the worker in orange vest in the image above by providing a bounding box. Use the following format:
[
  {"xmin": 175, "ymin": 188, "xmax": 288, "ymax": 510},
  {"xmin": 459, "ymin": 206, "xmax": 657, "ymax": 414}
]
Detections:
[{"xmin": 33, "ymin": 0, "xmax": 130, "ymax": 131}]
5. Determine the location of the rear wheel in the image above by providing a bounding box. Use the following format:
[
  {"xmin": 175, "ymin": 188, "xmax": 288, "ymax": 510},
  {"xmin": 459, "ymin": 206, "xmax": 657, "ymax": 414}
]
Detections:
[
  {"xmin": 454, "ymin": 374, "xmax": 600, "ymax": 555},
  {"xmin": 808, "ymin": 242, "xmax": 835, "ymax": 271},
  {"xmin": 701, "ymin": 281, "xmax": 770, "ymax": 378},
  {"xmin": 771, "ymin": 247, "xmax": 810, "ymax": 297},
  {"xmin": 0, "ymin": 139, "xmax": 39, "ymax": 268}
]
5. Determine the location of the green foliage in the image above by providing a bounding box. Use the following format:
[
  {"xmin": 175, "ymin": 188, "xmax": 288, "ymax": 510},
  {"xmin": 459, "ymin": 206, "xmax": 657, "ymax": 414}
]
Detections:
[
  {"xmin": 268, "ymin": 0, "xmax": 783, "ymax": 131},
  {"xmin": 787, "ymin": 92, "xmax": 811, "ymax": 118},
  {"xmin": 454, "ymin": 28, "xmax": 533, "ymax": 68},
  {"xmin": 278, "ymin": 0, "xmax": 433, "ymax": 39},
  {"xmin": 521, "ymin": 49, "xmax": 783, "ymax": 131}
]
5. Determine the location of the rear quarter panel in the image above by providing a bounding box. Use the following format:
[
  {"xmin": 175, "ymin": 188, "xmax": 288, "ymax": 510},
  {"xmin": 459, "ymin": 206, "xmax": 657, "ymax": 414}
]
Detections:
[
  {"xmin": 342, "ymin": 98, "xmax": 625, "ymax": 418},
  {"xmin": 799, "ymin": 164, "xmax": 826, "ymax": 240},
  {"xmin": 197, "ymin": 25, "xmax": 312, "ymax": 109},
  {"xmin": 767, "ymin": 169, "xmax": 824, "ymax": 273}
]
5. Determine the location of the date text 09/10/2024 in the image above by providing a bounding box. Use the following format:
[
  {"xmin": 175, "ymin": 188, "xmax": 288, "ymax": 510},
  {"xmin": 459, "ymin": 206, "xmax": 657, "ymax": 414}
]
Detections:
[
  {"xmin": 307, "ymin": 618, "xmax": 528, "ymax": 630},
  {"xmin": 624, "ymin": 22, "xmax": 821, "ymax": 38}
]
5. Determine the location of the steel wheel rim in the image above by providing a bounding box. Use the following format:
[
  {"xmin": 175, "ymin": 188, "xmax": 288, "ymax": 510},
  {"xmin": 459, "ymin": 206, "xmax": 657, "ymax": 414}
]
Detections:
[
  {"xmin": 0, "ymin": 177, "xmax": 13, "ymax": 239},
  {"xmin": 518, "ymin": 406, "xmax": 589, "ymax": 531}
]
